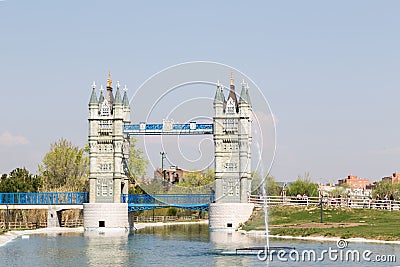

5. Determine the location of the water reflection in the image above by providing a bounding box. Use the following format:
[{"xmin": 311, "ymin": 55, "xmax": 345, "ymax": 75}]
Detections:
[
  {"xmin": 209, "ymin": 231, "xmax": 254, "ymax": 246},
  {"xmin": 0, "ymin": 225, "xmax": 399, "ymax": 267},
  {"xmin": 84, "ymin": 231, "xmax": 129, "ymax": 266}
]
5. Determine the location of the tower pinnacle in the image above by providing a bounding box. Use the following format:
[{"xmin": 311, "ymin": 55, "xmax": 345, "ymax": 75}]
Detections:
[
  {"xmin": 230, "ymin": 70, "xmax": 234, "ymax": 86},
  {"xmin": 107, "ymin": 71, "xmax": 112, "ymax": 88}
]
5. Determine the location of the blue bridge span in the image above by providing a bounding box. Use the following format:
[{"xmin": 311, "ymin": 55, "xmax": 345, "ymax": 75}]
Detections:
[{"xmin": 0, "ymin": 192, "xmax": 213, "ymax": 212}]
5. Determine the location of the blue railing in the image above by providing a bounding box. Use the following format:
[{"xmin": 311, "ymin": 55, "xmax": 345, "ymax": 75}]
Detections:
[
  {"xmin": 124, "ymin": 124, "xmax": 140, "ymax": 131},
  {"xmin": 196, "ymin": 124, "xmax": 213, "ymax": 130},
  {"xmin": 0, "ymin": 192, "xmax": 89, "ymax": 205},
  {"xmin": 121, "ymin": 194, "xmax": 214, "ymax": 212},
  {"xmin": 172, "ymin": 124, "xmax": 190, "ymax": 130},
  {"xmin": 145, "ymin": 124, "xmax": 163, "ymax": 130}
]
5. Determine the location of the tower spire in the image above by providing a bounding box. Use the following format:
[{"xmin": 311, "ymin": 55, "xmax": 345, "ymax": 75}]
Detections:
[
  {"xmin": 228, "ymin": 71, "xmax": 238, "ymax": 112},
  {"xmin": 214, "ymin": 80, "xmax": 225, "ymax": 104},
  {"xmin": 239, "ymin": 80, "xmax": 251, "ymax": 105},
  {"xmin": 105, "ymin": 72, "xmax": 114, "ymax": 105},
  {"xmin": 107, "ymin": 71, "xmax": 112, "ymax": 88},
  {"xmin": 89, "ymin": 81, "xmax": 98, "ymax": 104},
  {"xmin": 122, "ymin": 85, "xmax": 129, "ymax": 106}
]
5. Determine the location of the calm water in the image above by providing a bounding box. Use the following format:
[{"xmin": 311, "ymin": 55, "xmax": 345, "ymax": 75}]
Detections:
[{"xmin": 0, "ymin": 224, "xmax": 399, "ymax": 266}]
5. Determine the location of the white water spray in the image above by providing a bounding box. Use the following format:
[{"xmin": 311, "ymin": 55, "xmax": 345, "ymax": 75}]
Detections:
[{"xmin": 255, "ymin": 141, "xmax": 270, "ymax": 251}]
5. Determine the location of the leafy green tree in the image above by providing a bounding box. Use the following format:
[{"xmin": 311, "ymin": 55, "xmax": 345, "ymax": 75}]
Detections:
[
  {"xmin": 287, "ymin": 172, "xmax": 318, "ymax": 197},
  {"xmin": 38, "ymin": 138, "xmax": 88, "ymax": 191},
  {"xmin": 373, "ymin": 181, "xmax": 400, "ymax": 198},
  {"xmin": 264, "ymin": 175, "xmax": 281, "ymax": 196},
  {"xmin": 127, "ymin": 138, "xmax": 149, "ymax": 183},
  {"xmin": 251, "ymin": 172, "xmax": 281, "ymax": 195},
  {"xmin": 178, "ymin": 169, "xmax": 214, "ymax": 187},
  {"xmin": 137, "ymin": 177, "xmax": 164, "ymax": 194},
  {"xmin": 128, "ymin": 184, "xmax": 146, "ymax": 194},
  {"xmin": 329, "ymin": 186, "xmax": 347, "ymax": 197},
  {"xmin": 0, "ymin": 168, "xmax": 42, "ymax": 192}
]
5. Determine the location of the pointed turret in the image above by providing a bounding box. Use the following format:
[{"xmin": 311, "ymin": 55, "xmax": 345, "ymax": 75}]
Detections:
[
  {"xmin": 89, "ymin": 81, "xmax": 98, "ymax": 104},
  {"xmin": 214, "ymin": 80, "xmax": 225, "ymax": 104},
  {"xmin": 239, "ymin": 80, "xmax": 251, "ymax": 105},
  {"xmin": 122, "ymin": 85, "xmax": 131, "ymax": 123},
  {"xmin": 122, "ymin": 85, "xmax": 129, "ymax": 106},
  {"xmin": 114, "ymin": 81, "xmax": 122, "ymax": 105},
  {"xmin": 98, "ymin": 85, "xmax": 105, "ymax": 103}
]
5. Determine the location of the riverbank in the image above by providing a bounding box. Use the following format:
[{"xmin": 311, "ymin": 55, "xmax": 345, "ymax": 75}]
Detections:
[
  {"xmin": 242, "ymin": 205, "xmax": 400, "ymax": 241},
  {"xmin": 242, "ymin": 230, "xmax": 400, "ymax": 245}
]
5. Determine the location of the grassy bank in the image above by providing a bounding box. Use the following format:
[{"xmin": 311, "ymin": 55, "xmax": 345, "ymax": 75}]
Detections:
[{"xmin": 242, "ymin": 205, "xmax": 400, "ymax": 241}]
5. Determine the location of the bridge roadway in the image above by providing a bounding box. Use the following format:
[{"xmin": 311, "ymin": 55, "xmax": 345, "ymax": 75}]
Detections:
[{"xmin": 0, "ymin": 192, "xmax": 213, "ymax": 212}]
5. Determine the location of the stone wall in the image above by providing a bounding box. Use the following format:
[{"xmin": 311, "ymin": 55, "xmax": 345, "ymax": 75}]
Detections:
[
  {"xmin": 83, "ymin": 203, "xmax": 130, "ymax": 231},
  {"xmin": 209, "ymin": 203, "xmax": 254, "ymax": 231}
]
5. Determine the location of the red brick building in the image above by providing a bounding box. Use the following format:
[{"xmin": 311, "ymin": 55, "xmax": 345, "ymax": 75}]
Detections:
[
  {"xmin": 337, "ymin": 175, "xmax": 371, "ymax": 189},
  {"xmin": 154, "ymin": 166, "xmax": 185, "ymax": 184},
  {"xmin": 381, "ymin": 172, "xmax": 400, "ymax": 185}
]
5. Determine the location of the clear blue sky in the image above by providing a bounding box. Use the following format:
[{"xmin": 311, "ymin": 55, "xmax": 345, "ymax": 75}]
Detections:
[{"xmin": 1, "ymin": 1, "xmax": 400, "ymax": 184}]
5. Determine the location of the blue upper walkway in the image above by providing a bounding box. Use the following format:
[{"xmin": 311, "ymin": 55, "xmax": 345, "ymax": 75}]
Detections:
[{"xmin": 123, "ymin": 123, "xmax": 213, "ymax": 135}]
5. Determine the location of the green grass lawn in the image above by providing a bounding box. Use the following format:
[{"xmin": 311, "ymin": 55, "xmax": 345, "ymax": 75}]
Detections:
[{"xmin": 242, "ymin": 205, "xmax": 400, "ymax": 240}]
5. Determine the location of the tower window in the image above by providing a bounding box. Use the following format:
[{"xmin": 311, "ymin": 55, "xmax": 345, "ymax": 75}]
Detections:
[
  {"xmin": 225, "ymin": 162, "xmax": 237, "ymax": 170},
  {"xmin": 223, "ymin": 118, "xmax": 237, "ymax": 132},
  {"xmin": 99, "ymin": 163, "xmax": 112, "ymax": 171},
  {"xmin": 99, "ymin": 120, "xmax": 112, "ymax": 129},
  {"xmin": 226, "ymin": 98, "xmax": 236, "ymax": 114},
  {"xmin": 100, "ymin": 100, "xmax": 111, "ymax": 116},
  {"xmin": 101, "ymin": 107, "xmax": 110, "ymax": 116}
]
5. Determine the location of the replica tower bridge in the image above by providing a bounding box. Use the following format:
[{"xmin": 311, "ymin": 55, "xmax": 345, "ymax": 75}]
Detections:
[
  {"xmin": 84, "ymin": 71, "xmax": 254, "ymax": 231},
  {"xmin": 0, "ymin": 71, "xmax": 256, "ymax": 231}
]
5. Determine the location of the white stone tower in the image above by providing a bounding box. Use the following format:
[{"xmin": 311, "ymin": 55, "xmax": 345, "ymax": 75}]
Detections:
[
  {"xmin": 209, "ymin": 73, "xmax": 254, "ymax": 231},
  {"xmin": 84, "ymin": 72, "xmax": 131, "ymax": 231}
]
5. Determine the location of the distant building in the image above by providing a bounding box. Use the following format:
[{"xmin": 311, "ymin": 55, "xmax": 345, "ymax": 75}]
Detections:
[
  {"xmin": 319, "ymin": 183, "xmax": 336, "ymax": 196},
  {"xmin": 337, "ymin": 175, "xmax": 371, "ymax": 190},
  {"xmin": 154, "ymin": 166, "xmax": 185, "ymax": 184},
  {"xmin": 381, "ymin": 172, "xmax": 400, "ymax": 185}
]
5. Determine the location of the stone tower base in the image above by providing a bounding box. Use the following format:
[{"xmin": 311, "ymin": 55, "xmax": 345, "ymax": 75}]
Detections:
[
  {"xmin": 209, "ymin": 203, "xmax": 254, "ymax": 231},
  {"xmin": 83, "ymin": 203, "xmax": 130, "ymax": 232}
]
